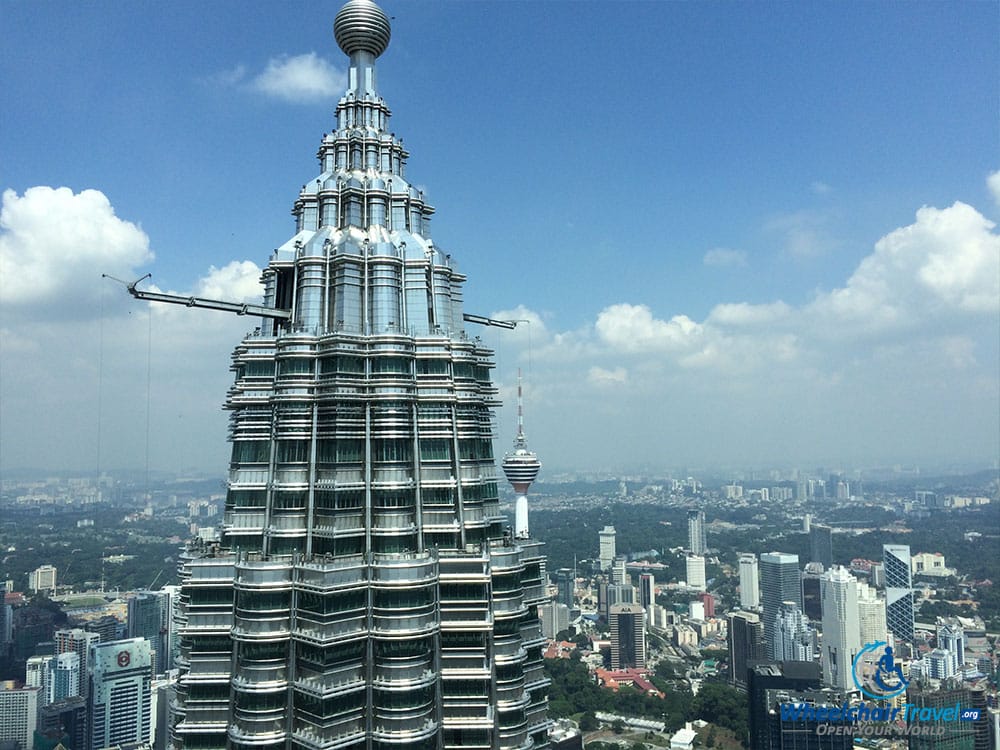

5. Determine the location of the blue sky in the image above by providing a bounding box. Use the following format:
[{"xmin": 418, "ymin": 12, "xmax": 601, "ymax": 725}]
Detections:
[{"xmin": 2, "ymin": 1, "xmax": 998, "ymax": 475}]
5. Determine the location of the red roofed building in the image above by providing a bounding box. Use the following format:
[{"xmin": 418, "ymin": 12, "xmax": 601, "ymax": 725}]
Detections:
[
  {"xmin": 594, "ymin": 667, "xmax": 664, "ymax": 698},
  {"xmin": 543, "ymin": 641, "xmax": 578, "ymax": 660}
]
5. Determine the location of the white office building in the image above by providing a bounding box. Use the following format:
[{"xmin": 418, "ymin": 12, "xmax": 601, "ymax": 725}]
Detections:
[
  {"xmin": 820, "ymin": 566, "xmax": 860, "ymax": 690},
  {"xmin": 857, "ymin": 581, "xmax": 887, "ymax": 646},
  {"xmin": 686, "ymin": 554, "xmax": 706, "ymax": 592},
  {"xmin": 0, "ymin": 682, "xmax": 40, "ymax": 750},
  {"xmin": 90, "ymin": 638, "xmax": 153, "ymax": 750},
  {"xmin": 738, "ymin": 553, "xmax": 760, "ymax": 610},
  {"xmin": 599, "ymin": 526, "xmax": 617, "ymax": 571}
]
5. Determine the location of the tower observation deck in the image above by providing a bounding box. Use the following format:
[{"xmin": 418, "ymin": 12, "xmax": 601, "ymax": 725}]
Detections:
[
  {"xmin": 502, "ymin": 371, "xmax": 541, "ymax": 539},
  {"xmin": 168, "ymin": 3, "xmax": 550, "ymax": 750}
]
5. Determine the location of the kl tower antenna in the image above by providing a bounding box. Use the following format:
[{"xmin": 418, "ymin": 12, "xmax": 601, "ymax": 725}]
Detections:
[{"xmin": 502, "ymin": 369, "xmax": 541, "ymax": 539}]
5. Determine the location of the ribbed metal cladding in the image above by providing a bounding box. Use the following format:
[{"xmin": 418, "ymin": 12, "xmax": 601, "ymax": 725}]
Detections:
[
  {"xmin": 169, "ymin": 2, "xmax": 550, "ymax": 750},
  {"xmin": 334, "ymin": 0, "xmax": 391, "ymax": 57}
]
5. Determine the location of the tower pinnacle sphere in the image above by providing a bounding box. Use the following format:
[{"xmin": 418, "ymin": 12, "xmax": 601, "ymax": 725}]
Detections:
[{"xmin": 334, "ymin": 0, "xmax": 391, "ymax": 58}]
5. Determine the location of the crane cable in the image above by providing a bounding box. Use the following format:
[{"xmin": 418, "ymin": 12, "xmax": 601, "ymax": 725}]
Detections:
[
  {"xmin": 145, "ymin": 305, "xmax": 152, "ymax": 504},
  {"xmin": 97, "ymin": 276, "xmax": 105, "ymax": 481}
]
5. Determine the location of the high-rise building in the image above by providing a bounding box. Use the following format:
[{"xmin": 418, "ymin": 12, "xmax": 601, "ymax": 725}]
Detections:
[
  {"xmin": 856, "ymin": 581, "xmax": 887, "ymax": 646},
  {"xmin": 774, "ymin": 602, "xmax": 814, "ymax": 662},
  {"xmin": 869, "ymin": 562, "xmax": 885, "ymax": 588},
  {"xmin": 689, "ymin": 600, "xmax": 705, "ymax": 621},
  {"xmin": 739, "ymin": 553, "xmax": 760, "ymax": 610},
  {"xmin": 26, "ymin": 655, "xmax": 53, "ymax": 705},
  {"xmin": 128, "ymin": 591, "xmax": 169, "ymax": 675},
  {"xmin": 906, "ymin": 684, "xmax": 989, "ymax": 750},
  {"xmin": 554, "ymin": 569, "xmax": 574, "ymax": 608},
  {"xmin": 89, "ymin": 638, "xmax": 153, "ymax": 750},
  {"xmin": 84, "ymin": 615, "xmax": 123, "ymax": 643},
  {"xmin": 638, "ymin": 573, "xmax": 655, "ymax": 612},
  {"xmin": 502, "ymin": 370, "xmax": 541, "ymax": 540},
  {"xmin": 610, "ymin": 556, "xmax": 628, "ymax": 586},
  {"xmin": 819, "ymin": 566, "xmax": 860, "ymax": 690},
  {"xmin": 0, "ymin": 601, "xmax": 11, "ymax": 652},
  {"xmin": 800, "ymin": 564, "xmax": 824, "ymax": 621},
  {"xmin": 687, "ymin": 510, "xmax": 706, "ymax": 555},
  {"xmin": 740, "ymin": 553, "xmax": 760, "ymax": 609},
  {"xmin": 700, "ymin": 592, "xmax": 715, "ymax": 618},
  {"xmin": 748, "ymin": 662, "xmax": 851, "ymax": 750},
  {"xmin": 37, "ymin": 695, "xmax": 87, "ymax": 750},
  {"xmin": 760, "ymin": 552, "xmax": 801, "ymax": 660},
  {"xmin": 52, "ymin": 651, "xmax": 81, "ymax": 701},
  {"xmin": 809, "ymin": 524, "xmax": 833, "ymax": 569},
  {"xmin": 883, "ymin": 544, "xmax": 915, "ymax": 642},
  {"xmin": 159, "ymin": 584, "xmax": 180, "ymax": 673},
  {"xmin": 602, "ymin": 583, "xmax": 635, "ymax": 620},
  {"xmin": 169, "ymin": 4, "xmax": 549, "ymax": 750},
  {"xmin": 923, "ymin": 649, "xmax": 957, "ymax": 680},
  {"xmin": 599, "ymin": 526, "xmax": 616, "ymax": 571},
  {"xmin": 686, "ymin": 554, "xmax": 706, "ymax": 591},
  {"xmin": 538, "ymin": 602, "xmax": 570, "ymax": 640},
  {"xmin": 54, "ymin": 629, "xmax": 99, "ymax": 700},
  {"xmin": 28, "ymin": 565, "xmax": 57, "ymax": 594},
  {"xmin": 609, "ymin": 604, "xmax": 646, "ymax": 669},
  {"xmin": 0, "ymin": 682, "xmax": 40, "ymax": 750},
  {"xmin": 935, "ymin": 618, "xmax": 965, "ymax": 677},
  {"xmin": 726, "ymin": 611, "xmax": 764, "ymax": 687}
]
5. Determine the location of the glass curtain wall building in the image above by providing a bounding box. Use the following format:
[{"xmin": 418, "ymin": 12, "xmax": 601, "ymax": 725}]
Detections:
[
  {"xmin": 759, "ymin": 552, "xmax": 802, "ymax": 661},
  {"xmin": 170, "ymin": 3, "xmax": 549, "ymax": 750},
  {"xmin": 883, "ymin": 544, "xmax": 914, "ymax": 643}
]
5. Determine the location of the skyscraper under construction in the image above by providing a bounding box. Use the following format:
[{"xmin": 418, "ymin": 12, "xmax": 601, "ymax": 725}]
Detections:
[{"xmin": 170, "ymin": 3, "xmax": 549, "ymax": 749}]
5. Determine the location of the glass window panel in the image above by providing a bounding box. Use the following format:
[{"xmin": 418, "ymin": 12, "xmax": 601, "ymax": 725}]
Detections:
[
  {"xmin": 229, "ymin": 489, "xmax": 267, "ymax": 507},
  {"xmin": 371, "ymin": 356, "xmax": 411, "ymax": 375},
  {"xmin": 243, "ymin": 361, "xmax": 275, "ymax": 377},
  {"xmin": 232, "ymin": 441, "xmax": 270, "ymax": 464},
  {"xmin": 371, "ymin": 438, "xmax": 412, "ymax": 463},
  {"xmin": 419, "ymin": 439, "xmax": 451, "ymax": 461},
  {"xmin": 277, "ymin": 358, "xmax": 313, "ymax": 375},
  {"xmin": 277, "ymin": 440, "xmax": 310, "ymax": 463},
  {"xmin": 416, "ymin": 359, "xmax": 449, "ymax": 375}
]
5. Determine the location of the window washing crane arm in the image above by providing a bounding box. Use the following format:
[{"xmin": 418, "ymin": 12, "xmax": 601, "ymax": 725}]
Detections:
[{"xmin": 105, "ymin": 274, "xmax": 519, "ymax": 329}]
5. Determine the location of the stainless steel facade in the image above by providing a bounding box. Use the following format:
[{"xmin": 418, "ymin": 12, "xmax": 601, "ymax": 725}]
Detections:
[{"xmin": 170, "ymin": 3, "xmax": 549, "ymax": 749}]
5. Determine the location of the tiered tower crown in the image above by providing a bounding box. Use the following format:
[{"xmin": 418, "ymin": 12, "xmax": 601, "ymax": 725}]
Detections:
[
  {"xmin": 258, "ymin": 0, "xmax": 459, "ymax": 340},
  {"xmin": 171, "ymin": 4, "xmax": 551, "ymax": 749}
]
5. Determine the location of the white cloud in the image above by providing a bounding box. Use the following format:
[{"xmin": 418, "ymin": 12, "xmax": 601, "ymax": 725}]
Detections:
[
  {"xmin": 0, "ymin": 187, "xmax": 264, "ymax": 474},
  {"xmin": 703, "ymin": 247, "xmax": 748, "ymax": 268},
  {"xmin": 708, "ymin": 301, "xmax": 791, "ymax": 327},
  {"xmin": 194, "ymin": 261, "xmax": 263, "ymax": 302},
  {"xmin": 987, "ymin": 170, "xmax": 1000, "ymax": 208},
  {"xmin": 812, "ymin": 202, "xmax": 999, "ymax": 330},
  {"xmin": 0, "ymin": 187, "xmax": 153, "ymax": 310},
  {"xmin": 252, "ymin": 53, "xmax": 345, "ymax": 102},
  {"xmin": 3, "ymin": 187, "xmax": 996, "ymax": 474},
  {"xmin": 588, "ymin": 366, "xmax": 627, "ymax": 387},
  {"xmin": 595, "ymin": 304, "xmax": 702, "ymax": 353},
  {"xmin": 810, "ymin": 180, "xmax": 832, "ymax": 195},
  {"xmin": 489, "ymin": 305, "xmax": 550, "ymax": 339},
  {"xmin": 203, "ymin": 64, "xmax": 247, "ymax": 88},
  {"xmin": 765, "ymin": 209, "xmax": 836, "ymax": 259},
  {"xmin": 492, "ymin": 200, "xmax": 999, "ymax": 469}
]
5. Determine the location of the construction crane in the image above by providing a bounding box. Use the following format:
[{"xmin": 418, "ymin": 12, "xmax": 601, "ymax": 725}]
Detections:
[{"xmin": 105, "ymin": 273, "xmax": 518, "ymax": 330}]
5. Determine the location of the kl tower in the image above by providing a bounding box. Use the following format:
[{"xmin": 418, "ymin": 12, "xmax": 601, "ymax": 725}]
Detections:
[{"xmin": 502, "ymin": 370, "xmax": 541, "ymax": 539}]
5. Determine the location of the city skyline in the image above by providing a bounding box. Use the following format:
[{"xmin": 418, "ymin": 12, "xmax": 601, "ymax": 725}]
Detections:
[{"xmin": 2, "ymin": 2, "xmax": 998, "ymax": 475}]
